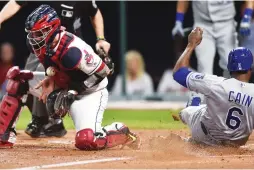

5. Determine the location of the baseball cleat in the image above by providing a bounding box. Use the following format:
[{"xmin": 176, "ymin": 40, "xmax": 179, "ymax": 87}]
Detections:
[
  {"xmin": 0, "ymin": 129, "xmax": 16, "ymax": 148},
  {"xmin": 25, "ymin": 116, "xmax": 67, "ymax": 138},
  {"xmin": 42, "ymin": 118, "xmax": 67, "ymax": 137},
  {"xmin": 121, "ymin": 130, "xmax": 141, "ymax": 150},
  {"xmin": 127, "ymin": 131, "xmax": 141, "ymax": 150},
  {"xmin": 25, "ymin": 116, "xmax": 48, "ymax": 138},
  {"xmin": 0, "ymin": 141, "xmax": 14, "ymax": 148}
]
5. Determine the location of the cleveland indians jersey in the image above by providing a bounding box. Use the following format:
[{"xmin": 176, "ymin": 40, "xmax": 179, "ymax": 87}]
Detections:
[
  {"xmin": 186, "ymin": 71, "xmax": 254, "ymax": 141},
  {"xmin": 46, "ymin": 31, "xmax": 108, "ymax": 93}
]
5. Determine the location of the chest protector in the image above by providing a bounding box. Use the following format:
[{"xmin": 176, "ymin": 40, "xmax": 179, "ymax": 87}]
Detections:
[{"xmin": 42, "ymin": 32, "xmax": 100, "ymax": 92}]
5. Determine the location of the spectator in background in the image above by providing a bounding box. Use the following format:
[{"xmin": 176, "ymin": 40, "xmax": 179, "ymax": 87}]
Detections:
[
  {"xmin": 0, "ymin": 42, "xmax": 14, "ymax": 100},
  {"xmin": 157, "ymin": 28, "xmax": 192, "ymax": 95},
  {"xmin": 111, "ymin": 50, "xmax": 154, "ymax": 96},
  {"xmin": 157, "ymin": 69, "xmax": 187, "ymax": 94}
]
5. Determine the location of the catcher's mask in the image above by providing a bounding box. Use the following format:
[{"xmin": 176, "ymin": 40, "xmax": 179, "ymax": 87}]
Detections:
[{"xmin": 25, "ymin": 4, "xmax": 61, "ymax": 57}]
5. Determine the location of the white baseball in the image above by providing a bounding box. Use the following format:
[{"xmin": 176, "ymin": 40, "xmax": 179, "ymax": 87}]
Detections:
[{"xmin": 46, "ymin": 67, "xmax": 56, "ymax": 76}]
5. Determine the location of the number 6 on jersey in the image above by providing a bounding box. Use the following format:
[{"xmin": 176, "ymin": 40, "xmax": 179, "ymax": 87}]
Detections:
[{"xmin": 226, "ymin": 107, "xmax": 244, "ymax": 130}]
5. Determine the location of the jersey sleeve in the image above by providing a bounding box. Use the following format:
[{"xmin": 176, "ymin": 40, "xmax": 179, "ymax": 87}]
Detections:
[
  {"xmin": 88, "ymin": 0, "xmax": 98, "ymax": 17},
  {"xmin": 16, "ymin": 0, "xmax": 27, "ymax": 6},
  {"xmin": 60, "ymin": 47, "xmax": 103, "ymax": 75},
  {"xmin": 173, "ymin": 67, "xmax": 226, "ymax": 96},
  {"xmin": 78, "ymin": 1, "xmax": 98, "ymax": 17},
  {"xmin": 60, "ymin": 47, "xmax": 82, "ymax": 70}
]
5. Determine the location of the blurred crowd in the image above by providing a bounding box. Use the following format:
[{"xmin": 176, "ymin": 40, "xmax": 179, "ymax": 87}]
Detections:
[
  {"xmin": 1, "ymin": 1, "xmax": 254, "ymax": 101},
  {"xmin": 0, "ymin": 42, "xmax": 14, "ymax": 100}
]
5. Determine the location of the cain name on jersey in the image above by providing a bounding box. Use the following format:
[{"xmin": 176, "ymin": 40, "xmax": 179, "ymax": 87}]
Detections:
[{"xmin": 228, "ymin": 91, "xmax": 253, "ymax": 107}]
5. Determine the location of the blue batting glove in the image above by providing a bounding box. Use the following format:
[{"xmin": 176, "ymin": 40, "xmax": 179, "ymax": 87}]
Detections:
[
  {"xmin": 172, "ymin": 12, "xmax": 185, "ymax": 38},
  {"xmin": 240, "ymin": 8, "xmax": 253, "ymax": 36}
]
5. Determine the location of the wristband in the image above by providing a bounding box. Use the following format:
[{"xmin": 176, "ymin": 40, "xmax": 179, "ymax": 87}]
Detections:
[
  {"xmin": 176, "ymin": 12, "xmax": 184, "ymax": 22},
  {"xmin": 244, "ymin": 8, "xmax": 253, "ymax": 17},
  {"xmin": 97, "ymin": 36, "xmax": 106, "ymax": 41}
]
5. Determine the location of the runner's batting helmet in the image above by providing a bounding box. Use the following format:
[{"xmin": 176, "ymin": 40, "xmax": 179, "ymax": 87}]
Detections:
[
  {"xmin": 25, "ymin": 4, "xmax": 61, "ymax": 57},
  {"xmin": 227, "ymin": 47, "xmax": 253, "ymax": 72}
]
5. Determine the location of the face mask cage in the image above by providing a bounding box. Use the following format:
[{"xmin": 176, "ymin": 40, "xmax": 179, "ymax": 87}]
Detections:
[{"xmin": 26, "ymin": 26, "xmax": 53, "ymax": 56}]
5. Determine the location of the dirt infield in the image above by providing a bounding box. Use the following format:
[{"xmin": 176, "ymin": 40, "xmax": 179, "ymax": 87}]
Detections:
[{"xmin": 1, "ymin": 130, "xmax": 254, "ymax": 169}]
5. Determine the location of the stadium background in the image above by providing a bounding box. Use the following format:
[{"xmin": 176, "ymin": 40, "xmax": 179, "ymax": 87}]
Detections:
[
  {"xmin": 0, "ymin": 1, "xmax": 245, "ymax": 92},
  {"xmin": 2, "ymin": 2, "xmax": 254, "ymax": 169}
]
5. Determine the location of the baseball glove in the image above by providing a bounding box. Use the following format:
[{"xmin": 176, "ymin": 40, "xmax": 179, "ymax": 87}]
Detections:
[{"xmin": 46, "ymin": 89, "xmax": 78, "ymax": 118}]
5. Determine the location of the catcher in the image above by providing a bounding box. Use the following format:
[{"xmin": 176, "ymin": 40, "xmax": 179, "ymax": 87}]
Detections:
[{"xmin": 0, "ymin": 4, "xmax": 140, "ymax": 150}]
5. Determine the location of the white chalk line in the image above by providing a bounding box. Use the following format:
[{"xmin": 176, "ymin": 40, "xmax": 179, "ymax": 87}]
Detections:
[
  {"xmin": 206, "ymin": 154, "xmax": 254, "ymax": 158},
  {"xmin": 17, "ymin": 140, "xmax": 73, "ymax": 146},
  {"xmin": 47, "ymin": 140, "xmax": 73, "ymax": 145},
  {"xmin": 168, "ymin": 160, "xmax": 221, "ymax": 165},
  {"xmin": 241, "ymin": 143, "xmax": 254, "ymax": 148},
  {"xmin": 13, "ymin": 157, "xmax": 132, "ymax": 170}
]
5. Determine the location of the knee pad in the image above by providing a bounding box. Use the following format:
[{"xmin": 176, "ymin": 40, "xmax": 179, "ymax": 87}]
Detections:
[
  {"xmin": 75, "ymin": 128, "xmax": 106, "ymax": 150},
  {"xmin": 6, "ymin": 66, "xmax": 33, "ymax": 97}
]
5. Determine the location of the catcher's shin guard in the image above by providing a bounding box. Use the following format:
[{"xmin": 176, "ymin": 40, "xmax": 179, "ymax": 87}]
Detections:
[
  {"xmin": 0, "ymin": 66, "xmax": 33, "ymax": 147},
  {"xmin": 75, "ymin": 123, "xmax": 140, "ymax": 150}
]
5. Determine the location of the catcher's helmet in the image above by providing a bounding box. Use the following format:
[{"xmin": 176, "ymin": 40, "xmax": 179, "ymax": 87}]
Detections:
[
  {"xmin": 25, "ymin": 4, "xmax": 61, "ymax": 57},
  {"xmin": 227, "ymin": 47, "xmax": 253, "ymax": 72}
]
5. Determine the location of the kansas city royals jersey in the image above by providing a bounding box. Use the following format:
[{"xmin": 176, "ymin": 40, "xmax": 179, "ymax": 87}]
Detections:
[
  {"xmin": 187, "ymin": 72, "xmax": 254, "ymax": 141},
  {"xmin": 192, "ymin": 1, "xmax": 236, "ymax": 22}
]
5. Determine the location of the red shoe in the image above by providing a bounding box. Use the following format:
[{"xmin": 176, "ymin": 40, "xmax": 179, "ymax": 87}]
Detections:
[
  {"xmin": 0, "ymin": 129, "xmax": 16, "ymax": 148},
  {"xmin": 124, "ymin": 131, "xmax": 141, "ymax": 150},
  {"xmin": 0, "ymin": 141, "xmax": 14, "ymax": 148}
]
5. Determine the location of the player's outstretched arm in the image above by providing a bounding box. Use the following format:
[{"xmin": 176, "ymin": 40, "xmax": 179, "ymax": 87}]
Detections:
[
  {"xmin": 173, "ymin": 27, "xmax": 203, "ymax": 73},
  {"xmin": 0, "ymin": 0, "xmax": 22, "ymax": 26},
  {"xmin": 172, "ymin": 27, "xmax": 224, "ymax": 95}
]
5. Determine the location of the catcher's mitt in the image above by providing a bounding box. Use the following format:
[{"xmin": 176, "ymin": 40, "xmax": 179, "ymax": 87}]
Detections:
[
  {"xmin": 97, "ymin": 48, "xmax": 115, "ymax": 75},
  {"xmin": 46, "ymin": 89, "xmax": 77, "ymax": 118}
]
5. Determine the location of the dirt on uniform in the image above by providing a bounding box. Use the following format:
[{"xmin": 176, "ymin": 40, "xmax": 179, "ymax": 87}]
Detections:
[{"xmin": 1, "ymin": 129, "xmax": 254, "ymax": 169}]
